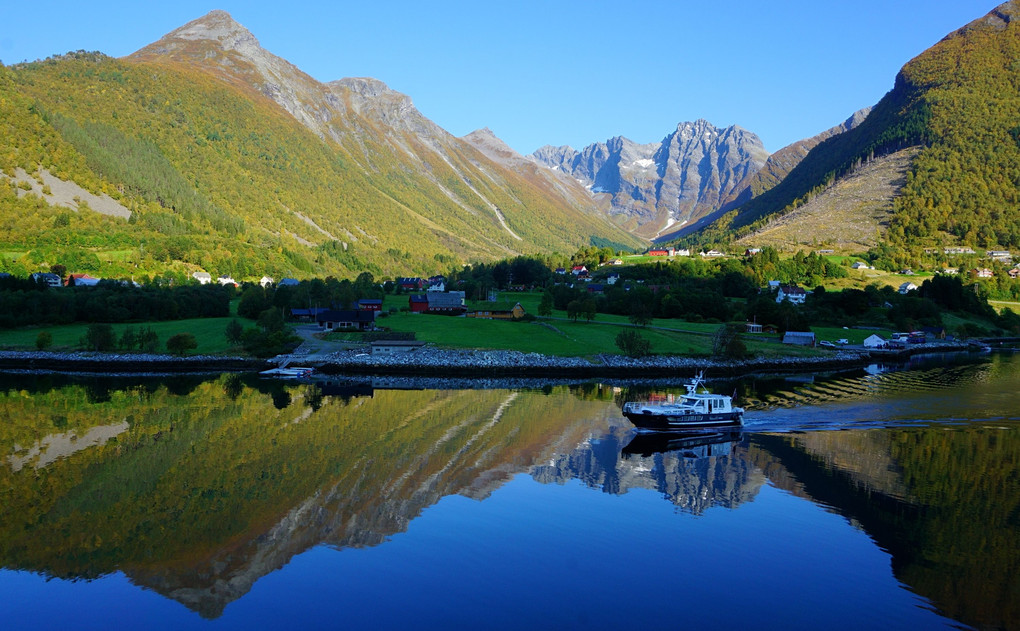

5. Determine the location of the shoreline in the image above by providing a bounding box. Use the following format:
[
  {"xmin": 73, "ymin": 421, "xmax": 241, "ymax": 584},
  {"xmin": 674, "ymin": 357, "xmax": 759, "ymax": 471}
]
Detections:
[{"xmin": 0, "ymin": 342, "xmax": 978, "ymax": 379}]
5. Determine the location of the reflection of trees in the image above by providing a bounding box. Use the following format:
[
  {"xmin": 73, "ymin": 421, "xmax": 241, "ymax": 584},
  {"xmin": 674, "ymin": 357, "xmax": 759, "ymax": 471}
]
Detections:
[
  {"xmin": 531, "ymin": 430, "xmax": 766, "ymax": 515},
  {"xmin": 0, "ymin": 380, "xmax": 615, "ymax": 618},
  {"xmin": 749, "ymin": 426, "xmax": 1020, "ymax": 631}
]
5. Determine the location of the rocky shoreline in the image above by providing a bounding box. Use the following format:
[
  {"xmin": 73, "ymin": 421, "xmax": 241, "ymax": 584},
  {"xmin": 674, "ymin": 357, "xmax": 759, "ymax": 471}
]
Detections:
[{"xmin": 0, "ymin": 342, "xmax": 978, "ymax": 379}]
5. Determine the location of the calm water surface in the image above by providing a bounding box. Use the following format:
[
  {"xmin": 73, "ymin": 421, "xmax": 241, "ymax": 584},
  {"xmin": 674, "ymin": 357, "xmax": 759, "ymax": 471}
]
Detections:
[{"xmin": 2, "ymin": 353, "xmax": 1019, "ymax": 630}]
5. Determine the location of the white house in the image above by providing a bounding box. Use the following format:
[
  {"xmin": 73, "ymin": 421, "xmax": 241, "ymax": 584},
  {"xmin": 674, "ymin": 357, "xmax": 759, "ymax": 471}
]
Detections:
[
  {"xmin": 192, "ymin": 271, "xmax": 212, "ymax": 285},
  {"xmin": 898, "ymin": 282, "xmax": 918, "ymax": 294},
  {"xmin": 606, "ymin": 273, "xmax": 620, "ymax": 285},
  {"xmin": 260, "ymin": 276, "xmax": 274, "ymax": 288},
  {"xmin": 776, "ymin": 285, "xmax": 807, "ymax": 305},
  {"xmin": 851, "ymin": 261, "xmax": 871, "ymax": 270},
  {"xmin": 217, "ymin": 275, "xmax": 237, "ymax": 287}
]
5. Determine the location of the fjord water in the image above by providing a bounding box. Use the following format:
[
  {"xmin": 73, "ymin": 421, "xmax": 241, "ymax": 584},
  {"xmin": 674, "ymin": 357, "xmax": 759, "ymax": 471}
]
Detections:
[{"xmin": 2, "ymin": 355, "xmax": 1019, "ymax": 630}]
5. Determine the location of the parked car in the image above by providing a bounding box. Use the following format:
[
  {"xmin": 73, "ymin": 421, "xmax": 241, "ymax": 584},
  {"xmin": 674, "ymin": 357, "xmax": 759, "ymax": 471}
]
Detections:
[{"xmin": 819, "ymin": 341, "xmax": 836, "ymax": 348}]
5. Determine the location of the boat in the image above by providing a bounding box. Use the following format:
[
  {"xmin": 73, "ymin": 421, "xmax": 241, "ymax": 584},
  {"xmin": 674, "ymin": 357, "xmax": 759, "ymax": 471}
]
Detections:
[
  {"xmin": 259, "ymin": 366, "xmax": 315, "ymax": 380},
  {"xmin": 622, "ymin": 372, "xmax": 743, "ymax": 430},
  {"xmin": 622, "ymin": 429, "xmax": 742, "ymax": 458}
]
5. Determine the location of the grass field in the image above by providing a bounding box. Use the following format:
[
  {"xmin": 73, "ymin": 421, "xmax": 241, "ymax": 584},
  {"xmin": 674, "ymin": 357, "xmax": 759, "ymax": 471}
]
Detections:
[{"xmin": 0, "ymin": 317, "xmax": 242, "ymax": 355}]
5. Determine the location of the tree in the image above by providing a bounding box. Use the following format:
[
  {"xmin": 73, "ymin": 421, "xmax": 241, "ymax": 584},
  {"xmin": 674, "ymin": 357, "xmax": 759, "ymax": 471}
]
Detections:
[
  {"xmin": 119, "ymin": 326, "xmax": 138, "ymax": 351},
  {"xmin": 566, "ymin": 299, "xmax": 582, "ymax": 322},
  {"xmin": 138, "ymin": 326, "xmax": 160, "ymax": 353},
  {"xmin": 582, "ymin": 298, "xmax": 597, "ymax": 323},
  {"xmin": 82, "ymin": 323, "xmax": 116, "ymax": 351},
  {"xmin": 615, "ymin": 329, "xmax": 651, "ymax": 357},
  {"xmin": 166, "ymin": 332, "xmax": 198, "ymax": 356},
  {"xmin": 257, "ymin": 307, "xmax": 285, "ymax": 333},
  {"xmin": 538, "ymin": 291, "xmax": 553, "ymax": 317},
  {"xmin": 225, "ymin": 318, "xmax": 244, "ymax": 344},
  {"xmin": 713, "ymin": 324, "xmax": 748, "ymax": 359},
  {"xmin": 35, "ymin": 330, "xmax": 52, "ymax": 351},
  {"xmin": 628, "ymin": 301, "xmax": 652, "ymax": 327}
]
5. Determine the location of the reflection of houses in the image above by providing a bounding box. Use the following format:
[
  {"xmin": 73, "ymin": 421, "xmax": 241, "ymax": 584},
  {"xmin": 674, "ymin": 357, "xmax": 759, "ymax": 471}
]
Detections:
[
  {"xmin": 370, "ymin": 340, "xmax": 426, "ymax": 355},
  {"xmin": 776, "ymin": 285, "xmax": 807, "ymax": 304},
  {"xmin": 466, "ymin": 302, "xmax": 526, "ymax": 320},
  {"xmin": 782, "ymin": 331, "xmax": 816, "ymax": 346},
  {"xmin": 316, "ymin": 310, "xmax": 375, "ymax": 331}
]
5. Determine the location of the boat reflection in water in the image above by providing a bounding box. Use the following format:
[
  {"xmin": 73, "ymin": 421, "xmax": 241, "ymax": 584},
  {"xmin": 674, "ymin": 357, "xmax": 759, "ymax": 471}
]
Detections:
[{"xmin": 622, "ymin": 429, "xmax": 742, "ymax": 459}]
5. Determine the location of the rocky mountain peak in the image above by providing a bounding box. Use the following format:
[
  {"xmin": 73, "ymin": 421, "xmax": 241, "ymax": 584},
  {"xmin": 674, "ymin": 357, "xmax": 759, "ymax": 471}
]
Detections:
[{"xmin": 141, "ymin": 10, "xmax": 260, "ymax": 57}]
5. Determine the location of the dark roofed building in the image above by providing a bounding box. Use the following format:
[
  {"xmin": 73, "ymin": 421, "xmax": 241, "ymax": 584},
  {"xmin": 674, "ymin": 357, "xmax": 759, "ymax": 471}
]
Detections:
[{"xmin": 316, "ymin": 310, "xmax": 376, "ymax": 331}]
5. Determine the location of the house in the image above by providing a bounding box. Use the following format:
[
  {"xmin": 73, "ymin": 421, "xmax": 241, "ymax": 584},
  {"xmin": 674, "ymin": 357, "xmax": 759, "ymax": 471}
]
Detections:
[
  {"xmin": 987, "ymin": 250, "xmax": 1012, "ymax": 261},
  {"xmin": 851, "ymin": 261, "xmax": 871, "ymax": 270},
  {"xmin": 922, "ymin": 326, "xmax": 947, "ymax": 340},
  {"xmin": 700, "ymin": 250, "xmax": 724, "ymax": 258},
  {"xmin": 66, "ymin": 273, "xmax": 101, "ymax": 287},
  {"xmin": 586, "ymin": 283, "xmax": 605, "ymax": 295},
  {"xmin": 776, "ymin": 285, "xmax": 807, "ymax": 304},
  {"xmin": 975, "ymin": 268, "xmax": 993, "ymax": 278},
  {"xmin": 554, "ymin": 267, "xmax": 567, "ymax": 275},
  {"xmin": 356, "ymin": 298, "xmax": 383, "ymax": 312},
  {"xmin": 260, "ymin": 276, "xmax": 275, "ymax": 288},
  {"xmin": 290, "ymin": 307, "xmax": 328, "ymax": 321},
  {"xmin": 408, "ymin": 294, "xmax": 429, "ymax": 313},
  {"xmin": 571, "ymin": 265, "xmax": 588, "ymax": 276},
  {"xmin": 674, "ymin": 249, "xmax": 691, "ymax": 257},
  {"xmin": 31, "ymin": 272, "xmax": 62, "ymax": 288},
  {"xmin": 610, "ymin": 259, "xmax": 624, "ymax": 266},
  {"xmin": 316, "ymin": 309, "xmax": 375, "ymax": 331},
  {"xmin": 217, "ymin": 275, "xmax": 237, "ymax": 287},
  {"xmin": 426, "ymin": 280, "xmax": 445, "ymax": 292},
  {"xmin": 425, "ymin": 291, "xmax": 466, "ymax": 314},
  {"xmin": 648, "ymin": 248, "xmax": 674, "ymax": 257},
  {"xmin": 192, "ymin": 271, "xmax": 212, "ymax": 285},
  {"xmin": 744, "ymin": 248, "xmax": 762, "ymax": 256},
  {"xmin": 278, "ymin": 278, "xmax": 299, "ymax": 287},
  {"xmin": 606, "ymin": 273, "xmax": 620, "ymax": 285},
  {"xmin": 898, "ymin": 282, "xmax": 918, "ymax": 294},
  {"xmin": 370, "ymin": 340, "xmax": 426, "ymax": 355},
  {"xmin": 938, "ymin": 267, "xmax": 959, "ymax": 275},
  {"xmin": 944, "ymin": 247, "xmax": 976, "ymax": 255},
  {"xmin": 1009, "ymin": 268, "xmax": 1020, "ymax": 279},
  {"xmin": 782, "ymin": 331, "xmax": 816, "ymax": 346},
  {"xmin": 863, "ymin": 334, "xmax": 887, "ymax": 349},
  {"xmin": 767, "ymin": 280, "xmax": 782, "ymax": 291},
  {"xmin": 398, "ymin": 277, "xmax": 425, "ymax": 291},
  {"xmin": 467, "ymin": 302, "xmax": 526, "ymax": 320},
  {"xmin": 745, "ymin": 322, "xmax": 763, "ymax": 333}
]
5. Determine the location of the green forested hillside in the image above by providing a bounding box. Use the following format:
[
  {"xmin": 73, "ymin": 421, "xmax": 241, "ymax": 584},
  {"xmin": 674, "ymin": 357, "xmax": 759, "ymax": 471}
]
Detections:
[
  {"xmin": 0, "ymin": 50, "xmax": 638, "ymax": 282},
  {"xmin": 691, "ymin": 2, "xmax": 1020, "ymax": 254}
]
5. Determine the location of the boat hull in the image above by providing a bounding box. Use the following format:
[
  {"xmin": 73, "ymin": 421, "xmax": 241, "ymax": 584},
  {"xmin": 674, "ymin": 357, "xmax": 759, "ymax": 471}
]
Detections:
[{"xmin": 623, "ymin": 410, "xmax": 742, "ymax": 431}]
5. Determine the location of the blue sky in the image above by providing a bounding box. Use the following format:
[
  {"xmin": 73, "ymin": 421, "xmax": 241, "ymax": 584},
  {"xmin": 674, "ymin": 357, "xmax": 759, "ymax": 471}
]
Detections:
[{"xmin": 0, "ymin": 1, "xmax": 998, "ymax": 154}]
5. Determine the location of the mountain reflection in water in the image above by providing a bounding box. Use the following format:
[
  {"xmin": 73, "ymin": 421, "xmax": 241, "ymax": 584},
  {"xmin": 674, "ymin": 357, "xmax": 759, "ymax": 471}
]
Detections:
[{"xmin": 0, "ymin": 354, "xmax": 1018, "ymax": 630}]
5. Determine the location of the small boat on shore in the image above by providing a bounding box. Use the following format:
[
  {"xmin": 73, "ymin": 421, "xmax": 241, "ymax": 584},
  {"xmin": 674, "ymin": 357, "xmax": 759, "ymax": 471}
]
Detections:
[
  {"xmin": 259, "ymin": 366, "xmax": 315, "ymax": 380},
  {"xmin": 622, "ymin": 372, "xmax": 743, "ymax": 430}
]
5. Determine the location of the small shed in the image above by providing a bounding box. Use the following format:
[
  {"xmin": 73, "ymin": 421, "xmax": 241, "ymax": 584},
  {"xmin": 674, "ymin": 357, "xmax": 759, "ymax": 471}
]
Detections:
[
  {"xmin": 467, "ymin": 302, "xmax": 526, "ymax": 321},
  {"xmin": 782, "ymin": 331, "xmax": 816, "ymax": 346},
  {"xmin": 370, "ymin": 340, "xmax": 426, "ymax": 355}
]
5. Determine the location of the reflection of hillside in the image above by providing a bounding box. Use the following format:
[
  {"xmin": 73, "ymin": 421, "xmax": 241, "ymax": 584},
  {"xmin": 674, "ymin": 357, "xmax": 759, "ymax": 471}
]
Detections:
[
  {"xmin": 0, "ymin": 378, "xmax": 618, "ymax": 618},
  {"xmin": 531, "ymin": 430, "xmax": 765, "ymax": 514},
  {"xmin": 748, "ymin": 426, "xmax": 1020, "ymax": 631}
]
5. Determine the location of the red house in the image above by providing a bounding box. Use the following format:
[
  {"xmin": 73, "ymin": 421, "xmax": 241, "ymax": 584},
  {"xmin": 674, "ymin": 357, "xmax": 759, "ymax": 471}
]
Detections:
[{"xmin": 409, "ymin": 294, "xmax": 429, "ymax": 313}]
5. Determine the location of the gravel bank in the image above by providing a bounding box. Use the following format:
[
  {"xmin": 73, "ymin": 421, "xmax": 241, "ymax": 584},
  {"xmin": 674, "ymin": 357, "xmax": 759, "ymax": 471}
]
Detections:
[{"xmin": 0, "ymin": 350, "xmax": 267, "ymax": 373}]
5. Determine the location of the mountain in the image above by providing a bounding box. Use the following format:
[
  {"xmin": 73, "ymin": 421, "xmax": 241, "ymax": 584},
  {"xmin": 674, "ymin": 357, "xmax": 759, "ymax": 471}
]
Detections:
[
  {"xmin": 690, "ymin": 1, "xmax": 1020, "ymax": 252},
  {"xmin": 531, "ymin": 120, "xmax": 769, "ymax": 239},
  {"xmin": 0, "ymin": 11, "xmax": 641, "ymax": 282}
]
